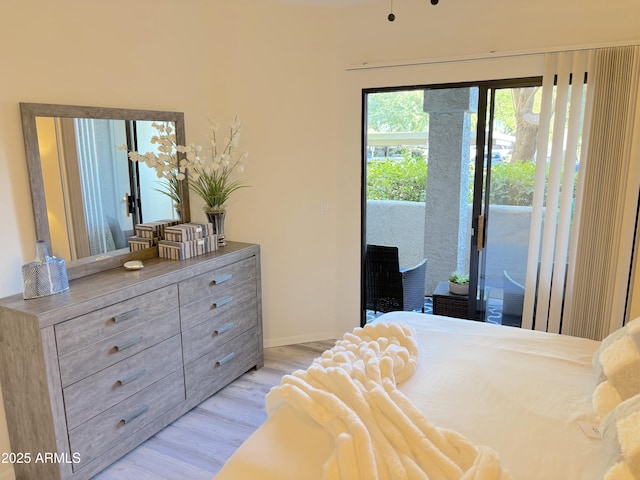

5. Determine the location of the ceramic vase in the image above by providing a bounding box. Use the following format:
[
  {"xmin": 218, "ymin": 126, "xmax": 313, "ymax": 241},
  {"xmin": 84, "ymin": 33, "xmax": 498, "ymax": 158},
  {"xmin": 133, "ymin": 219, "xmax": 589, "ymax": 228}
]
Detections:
[{"xmin": 448, "ymin": 281, "xmax": 469, "ymax": 296}]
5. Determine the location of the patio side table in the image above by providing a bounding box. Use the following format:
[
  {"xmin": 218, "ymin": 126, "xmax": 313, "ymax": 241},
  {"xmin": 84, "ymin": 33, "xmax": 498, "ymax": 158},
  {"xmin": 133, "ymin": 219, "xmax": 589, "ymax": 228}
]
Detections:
[{"xmin": 432, "ymin": 281, "xmax": 488, "ymax": 321}]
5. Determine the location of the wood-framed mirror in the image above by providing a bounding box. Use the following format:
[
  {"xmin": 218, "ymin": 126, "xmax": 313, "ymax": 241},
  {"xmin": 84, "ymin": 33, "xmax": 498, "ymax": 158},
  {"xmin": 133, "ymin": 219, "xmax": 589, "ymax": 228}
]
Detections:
[{"xmin": 20, "ymin": 102, "xmax": 190, "ymax": 279}]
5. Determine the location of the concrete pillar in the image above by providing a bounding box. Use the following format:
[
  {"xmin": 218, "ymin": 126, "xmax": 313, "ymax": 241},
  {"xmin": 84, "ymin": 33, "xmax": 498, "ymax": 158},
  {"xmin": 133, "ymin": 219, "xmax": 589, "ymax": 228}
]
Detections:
[{"xmin": 423, "ymin": 88, "xmax": 477, "ymax": 294}]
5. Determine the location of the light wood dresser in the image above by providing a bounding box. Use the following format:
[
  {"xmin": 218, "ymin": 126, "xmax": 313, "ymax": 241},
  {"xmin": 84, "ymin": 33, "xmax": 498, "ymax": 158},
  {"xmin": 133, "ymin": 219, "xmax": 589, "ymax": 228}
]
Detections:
[{"xmin": 0, "ymin": 242, "xmax": 263, "ymax": 480}]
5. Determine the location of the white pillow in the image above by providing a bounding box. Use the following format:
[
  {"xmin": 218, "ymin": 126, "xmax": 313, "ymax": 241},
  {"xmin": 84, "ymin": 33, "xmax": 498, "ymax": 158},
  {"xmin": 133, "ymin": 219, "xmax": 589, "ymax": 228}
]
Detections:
[
  {"xmin": 593, "ymin": 318, "xmax": 640, "ymax": 419},
  {"xmin": 600, "ymin": 393, "xmax": 640, "ymax": 480}
]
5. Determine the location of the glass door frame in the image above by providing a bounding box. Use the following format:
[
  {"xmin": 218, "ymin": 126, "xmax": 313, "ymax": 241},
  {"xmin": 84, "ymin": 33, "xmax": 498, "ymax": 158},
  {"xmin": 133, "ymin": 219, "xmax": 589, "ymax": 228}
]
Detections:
[
  {"xmin": 361, "ymin": 77, "xmax": 542, "ymax": 326},
  {"xmin": 467, "ymin": 84, "xmax": 491, "ymax": 320},
  {"xmin": 467, "ymin": 78, "xmax": 543, "ymax": 320}
]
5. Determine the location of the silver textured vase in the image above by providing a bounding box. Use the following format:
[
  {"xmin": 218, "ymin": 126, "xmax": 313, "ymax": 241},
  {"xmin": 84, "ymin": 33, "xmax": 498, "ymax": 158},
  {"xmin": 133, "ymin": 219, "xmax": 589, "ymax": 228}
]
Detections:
[
  {"xmin": 205, "ymin": 211, "xmax": 226, "ymax": 247},
  {"xmin": 22, "ymin": 240, "xmax": 69, "ymax": 299}
]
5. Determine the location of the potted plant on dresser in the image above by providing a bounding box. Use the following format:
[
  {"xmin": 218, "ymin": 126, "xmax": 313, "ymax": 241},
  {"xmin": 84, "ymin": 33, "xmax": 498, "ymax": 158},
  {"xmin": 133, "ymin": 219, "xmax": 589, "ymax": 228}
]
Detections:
[{"xmin": 178, "ymin": 117, "xmax": 249, "ymax": 247}]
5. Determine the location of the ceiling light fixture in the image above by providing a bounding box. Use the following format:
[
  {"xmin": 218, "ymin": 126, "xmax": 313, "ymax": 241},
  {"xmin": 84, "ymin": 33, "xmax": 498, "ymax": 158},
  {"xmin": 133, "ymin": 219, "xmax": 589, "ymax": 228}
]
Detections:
[{"xmin": 388, "ymin": 0, "xmax": 439, "ymax": 22}]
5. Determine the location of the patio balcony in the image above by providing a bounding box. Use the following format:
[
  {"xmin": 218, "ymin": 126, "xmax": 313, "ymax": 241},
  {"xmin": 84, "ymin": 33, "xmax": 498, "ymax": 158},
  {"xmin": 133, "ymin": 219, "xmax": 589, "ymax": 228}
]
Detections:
[{"xmin": 366, "ymin": 199, "xmax": 534, "ymax": 323}]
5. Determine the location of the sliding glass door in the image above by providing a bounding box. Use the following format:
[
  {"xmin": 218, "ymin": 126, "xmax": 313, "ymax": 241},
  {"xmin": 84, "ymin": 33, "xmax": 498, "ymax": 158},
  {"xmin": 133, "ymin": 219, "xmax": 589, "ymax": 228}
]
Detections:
[
  {"xmin": 470, "ymin": 81, "xmax": 543, "ymax": 323},
  {"xmin": 363, "ymin": 78, "xmax": 543, "ymax": 326}
]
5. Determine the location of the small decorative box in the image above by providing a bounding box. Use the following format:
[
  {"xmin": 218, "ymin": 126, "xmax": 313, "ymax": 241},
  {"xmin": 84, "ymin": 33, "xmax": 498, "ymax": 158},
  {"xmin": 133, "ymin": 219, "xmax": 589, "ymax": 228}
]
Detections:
[
  {"xmin": 164, "ymin": 222, "xmax": 214, "ymax": 242},
  {"xmin": 158, "ymin": 235, "xmax": 218, "ymax": 260},
  {"xmin": 134, "ymin": 219, "xmax": 181, "ymax": 240},
  {"xmin": 128, "ymin": 236, "xmax": 158, "ymax": 251}
]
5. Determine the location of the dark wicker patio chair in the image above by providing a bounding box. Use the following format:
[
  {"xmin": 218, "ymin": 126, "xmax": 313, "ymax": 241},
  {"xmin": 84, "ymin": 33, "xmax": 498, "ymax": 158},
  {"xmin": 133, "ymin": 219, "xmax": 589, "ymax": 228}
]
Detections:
[
  {"xmin": 365, "ymin": 244, "xmax": 427, "ymax": 313},
  {"xmin": 502, "ymin": 263, "xmax": 568, "ymax": 329},
  {"xmin": 502, "ymin": 270, "xmax": 524, "ymax": 327}
]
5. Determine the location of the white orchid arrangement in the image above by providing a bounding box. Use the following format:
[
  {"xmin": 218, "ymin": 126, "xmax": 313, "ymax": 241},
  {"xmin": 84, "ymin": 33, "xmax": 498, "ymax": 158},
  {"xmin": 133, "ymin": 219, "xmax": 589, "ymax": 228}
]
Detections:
[
  {"xmin": 177, "ymin": 117, "xmax": 249, "ymax": 213},
  {"xmin": 121, "ymin": 122, "xmax": 183, "ymax": 208},
  {"xmin": 123, "ymin": 118, "xmax": 249, "ymax": 214}
]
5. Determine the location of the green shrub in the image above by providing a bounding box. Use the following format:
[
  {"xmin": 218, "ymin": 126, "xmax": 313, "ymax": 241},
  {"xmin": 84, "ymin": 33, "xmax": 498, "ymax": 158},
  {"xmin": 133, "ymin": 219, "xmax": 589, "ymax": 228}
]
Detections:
[
  {"xmin": 488, "ymin": 162, "xmax": 537, "ymax": 206},
  {"xmin": 366, "ymin": 153, "xmax": 427, "ymax": 202},
  {"xmin": 368, "ymin": 158, "xmax": 575, "ymax": 207},
  {"xmin": 484, "ymin": 161, "xmax": 577, "ymax": 206}
]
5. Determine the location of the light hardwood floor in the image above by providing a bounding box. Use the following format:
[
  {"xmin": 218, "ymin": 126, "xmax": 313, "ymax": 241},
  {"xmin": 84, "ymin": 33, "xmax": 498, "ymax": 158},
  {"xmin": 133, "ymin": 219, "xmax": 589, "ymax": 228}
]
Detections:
[{"xmin": 94, "ymin": 340, "xmax": 335, "ymax": 480}]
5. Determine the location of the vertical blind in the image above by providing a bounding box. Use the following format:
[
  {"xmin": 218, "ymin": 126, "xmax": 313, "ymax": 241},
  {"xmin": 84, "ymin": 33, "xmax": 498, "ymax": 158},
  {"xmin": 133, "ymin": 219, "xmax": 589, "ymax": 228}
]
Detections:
[
  {"xmin": 74, "ymin": 118, "xmax": 111, "ymax": 256},
  {"xmin": 522, "ymin": 46, "xmax": 640, "ymax": 340},
  {"xmin": 521, "ymin": 50, "xmax": 591, "ymax": 334},
  {"xmin": 565, "ymin": 46, "xmax": 640, "ymax": 340}
]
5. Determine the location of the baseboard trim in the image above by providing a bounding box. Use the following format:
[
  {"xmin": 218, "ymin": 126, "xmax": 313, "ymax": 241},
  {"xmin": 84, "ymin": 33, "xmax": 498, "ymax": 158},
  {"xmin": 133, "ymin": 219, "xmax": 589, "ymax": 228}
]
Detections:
[{"xmin": 264, "ymin": 331, "xmax": 342, "ymax": 348}]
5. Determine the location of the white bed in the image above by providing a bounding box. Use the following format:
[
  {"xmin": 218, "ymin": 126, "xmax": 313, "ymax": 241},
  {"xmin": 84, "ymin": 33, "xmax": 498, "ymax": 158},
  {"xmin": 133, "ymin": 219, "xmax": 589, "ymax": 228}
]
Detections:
[{"xmin": 214, "ymin": 312, "xmax": 607, "ymax": 479}]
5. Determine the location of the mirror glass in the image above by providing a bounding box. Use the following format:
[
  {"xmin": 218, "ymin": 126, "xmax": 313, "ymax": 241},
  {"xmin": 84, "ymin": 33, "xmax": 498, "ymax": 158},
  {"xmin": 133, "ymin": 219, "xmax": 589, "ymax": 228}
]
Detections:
[{"xmin": 21, "ymin": 103, "xmax": 190, "ymax": 267}]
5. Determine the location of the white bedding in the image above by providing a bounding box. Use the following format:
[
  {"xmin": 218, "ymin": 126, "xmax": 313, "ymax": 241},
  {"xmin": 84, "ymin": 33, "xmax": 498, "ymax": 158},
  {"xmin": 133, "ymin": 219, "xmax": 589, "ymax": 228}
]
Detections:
[{"xmin": 214, "ymin": 312, "xmax": 605, "ymax": 480}]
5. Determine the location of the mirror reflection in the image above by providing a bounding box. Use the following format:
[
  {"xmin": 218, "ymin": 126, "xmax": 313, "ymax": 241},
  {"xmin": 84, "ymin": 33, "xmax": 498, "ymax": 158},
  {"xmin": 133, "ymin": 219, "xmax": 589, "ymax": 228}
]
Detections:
[{"xmin": 21, "ymin": 103, "xmax": 189, "ymax": 265}]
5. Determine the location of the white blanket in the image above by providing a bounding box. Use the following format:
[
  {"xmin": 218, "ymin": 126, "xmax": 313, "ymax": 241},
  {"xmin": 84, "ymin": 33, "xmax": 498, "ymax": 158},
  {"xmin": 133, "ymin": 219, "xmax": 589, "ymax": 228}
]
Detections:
[{"xmin": 265, "ymin": 321, "xmax": 512, "ymax": 480}]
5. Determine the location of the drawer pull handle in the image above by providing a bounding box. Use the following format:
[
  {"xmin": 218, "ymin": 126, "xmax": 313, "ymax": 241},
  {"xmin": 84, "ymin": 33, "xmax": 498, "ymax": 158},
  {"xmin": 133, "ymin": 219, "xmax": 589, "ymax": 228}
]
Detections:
[
  {"xmin": 210, "ymin": 273, "xmax": 233, "ymax": 286},
  {"xmin": 117, "ymin": 368, "xmax": 146, "ymax": 386},
  {"xmin": 115, "ymin": 335, "xmax": 143, "ymax": 351},
  {"xmin": 212, "ymin": 296, "xmax": 233, "ymax": 309},
  {"xmin": 216, "ymin": 352, "xmax": 236, "ymax": 367},
  {"xmin": 121, "ymin": 405, "xmax": 149, "ymax": 425},
  {"xmin": 112, "ymin": 308, "xmax": 139, "ymax": 324},
  {"xmin": 214, "ymin": 322, "xmax": 235, "ymax": 336}
]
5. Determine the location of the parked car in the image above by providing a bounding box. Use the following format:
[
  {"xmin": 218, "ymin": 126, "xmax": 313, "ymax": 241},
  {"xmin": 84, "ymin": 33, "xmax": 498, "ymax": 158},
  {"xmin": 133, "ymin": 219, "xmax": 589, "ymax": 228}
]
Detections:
[
  {"xmin": 492, "ymin": 144, "xmax": 512, "ymax": 162},
  {"xmin": 470, "ymin": 145, "xmax": 512, "ymax": 163}
]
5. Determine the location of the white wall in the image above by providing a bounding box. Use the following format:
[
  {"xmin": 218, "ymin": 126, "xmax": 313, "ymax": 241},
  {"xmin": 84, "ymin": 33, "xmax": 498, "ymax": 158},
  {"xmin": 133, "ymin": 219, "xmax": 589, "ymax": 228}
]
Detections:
[
  {"xmin": 215, "ymin": 1, "xmax": 343, "ymax": 346},
  {"xmin": 0, "ymin": 3, "xmax": 340, "ymax": 477},
  {"xmin": 0, "ymin": 4, "xmax": 222, "ymax": 477},
  {"xmin": 1, "ymin": 0, "xmax": 640, "ymax": 478}
]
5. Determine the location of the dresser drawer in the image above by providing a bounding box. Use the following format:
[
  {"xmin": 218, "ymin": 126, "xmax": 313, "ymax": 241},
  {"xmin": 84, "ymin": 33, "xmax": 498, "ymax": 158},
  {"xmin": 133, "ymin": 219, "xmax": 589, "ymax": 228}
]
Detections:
[
  {"xmin": 70, "ymin": 369, "xmax": 185, "ymax": 470},
  {"xmin": 63, "ymin": 335, "xmax": 183, "ymax": 430},
  {"xmin": 59, "ymin": 309, "xmax": 180, "ymax": 387},
  {"xmin": 178, "ymin": 257, "xmax": 255, "ymax": 308},
  {"xmin": 185, "ymin": 327, "xmax": 259, "ymax": 398},
  {"xmin": 180, "ymin": 277, "xmax": 256, "ymax": 330},
  {"xmin": 56, "ymin": 284, "xmax": 179, "ymax": 357},
  {"xmin": 182, "ymin": 297, "xmax": 257, "ymax": 364}
]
